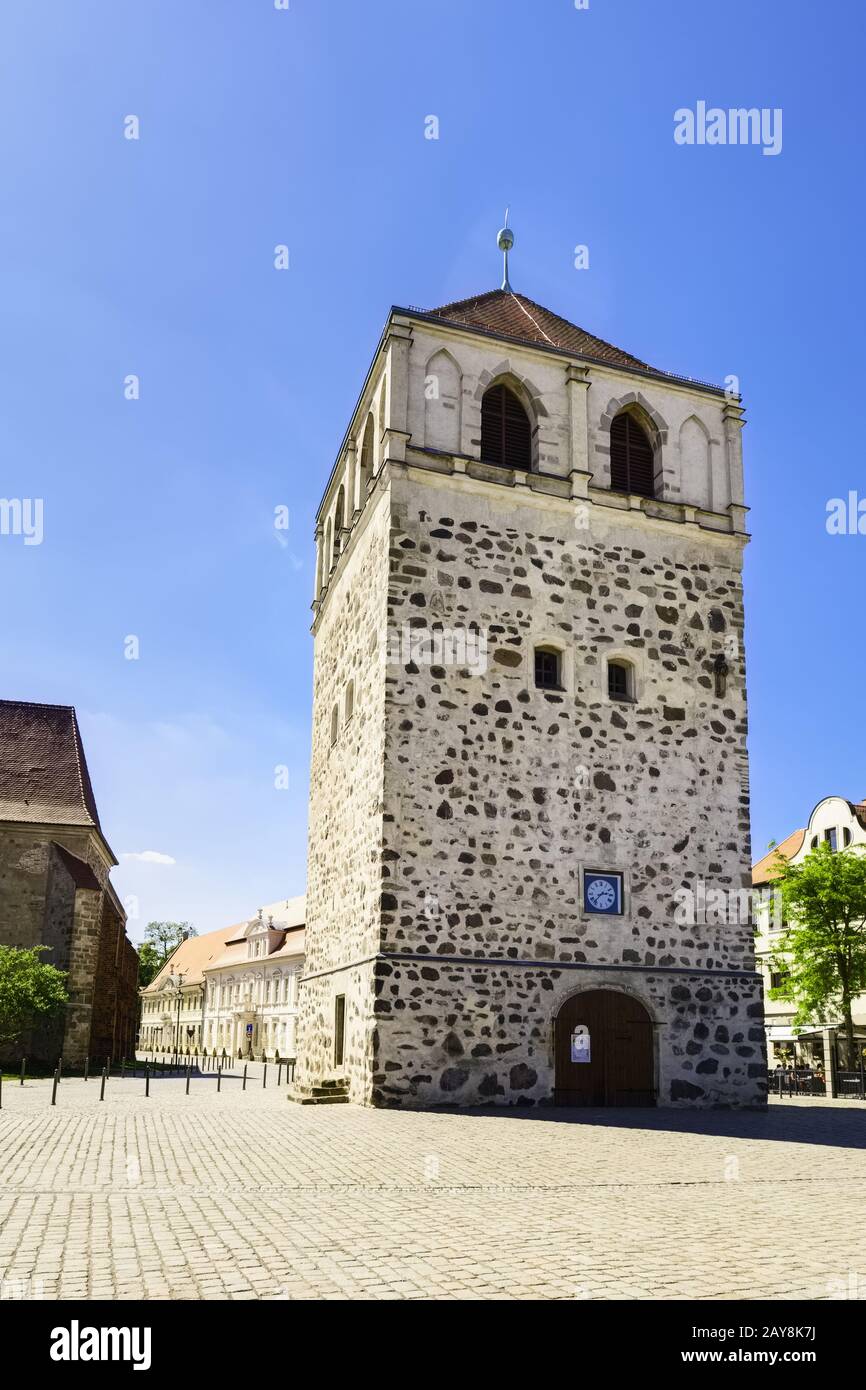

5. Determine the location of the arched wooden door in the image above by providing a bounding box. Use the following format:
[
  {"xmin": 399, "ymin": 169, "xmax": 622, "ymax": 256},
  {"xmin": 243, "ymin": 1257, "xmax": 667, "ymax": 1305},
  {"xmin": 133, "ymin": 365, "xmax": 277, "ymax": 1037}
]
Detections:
[{"xmin": 554, "ymin": 989, "xmax": 655, "ymax": 1106}]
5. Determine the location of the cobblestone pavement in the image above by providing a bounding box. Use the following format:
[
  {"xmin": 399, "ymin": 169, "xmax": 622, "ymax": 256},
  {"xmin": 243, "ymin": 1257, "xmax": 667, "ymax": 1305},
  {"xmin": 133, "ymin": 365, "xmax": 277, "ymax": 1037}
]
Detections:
[{"xmin": 1, "ymin": 1069, "xmax": 865, "ymax": 1300}]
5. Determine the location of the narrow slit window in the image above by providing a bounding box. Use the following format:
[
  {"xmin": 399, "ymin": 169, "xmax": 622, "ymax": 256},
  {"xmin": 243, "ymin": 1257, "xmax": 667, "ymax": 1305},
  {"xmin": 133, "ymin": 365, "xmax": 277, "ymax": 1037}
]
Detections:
[{"xmin": 334, "ymin": 994, "xmax": 346, "ymax": 1068}]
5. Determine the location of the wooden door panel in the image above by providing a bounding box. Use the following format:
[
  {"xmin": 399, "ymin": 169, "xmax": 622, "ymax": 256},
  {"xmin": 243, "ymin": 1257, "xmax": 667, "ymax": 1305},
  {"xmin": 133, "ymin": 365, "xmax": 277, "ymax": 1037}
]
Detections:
[{"xmin": 554, "ymin": 989, "xmax": 654, "ymax": 1107}]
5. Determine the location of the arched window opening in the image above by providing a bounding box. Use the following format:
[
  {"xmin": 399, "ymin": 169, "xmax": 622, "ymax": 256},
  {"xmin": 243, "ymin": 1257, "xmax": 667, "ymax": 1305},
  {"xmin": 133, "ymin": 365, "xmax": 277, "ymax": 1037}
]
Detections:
[
  {"xmin": 608, "ymin": 660, "xmax": 633, "ymax": 702},
  {"xmin": 360, "ymin": 413, "xmax": 375, "ymax": 491},
  {"xmin": 344, "ymin": 680, "xmax": 355, "ymax": 723},
  {"xmin": 332, "ymin": 487, "xmax": 345, "ymax": 562},
  {"xmin": 844, "ymin": 826, "xmax": 852, "ymax": 847},
  {"xmin": 481, "ymin": 383, "xmax": 532, "ymax": 471},
  {"xmin": 330, "ymin": 704, "xmax": 339, "ymax": 746},
  {"xmin": 610, "ymin": 412, "xmax": 655, "ymax": 497},
  {"xmin": 534, "ymin": 645, "xmax": 562, "ymax": 691}
]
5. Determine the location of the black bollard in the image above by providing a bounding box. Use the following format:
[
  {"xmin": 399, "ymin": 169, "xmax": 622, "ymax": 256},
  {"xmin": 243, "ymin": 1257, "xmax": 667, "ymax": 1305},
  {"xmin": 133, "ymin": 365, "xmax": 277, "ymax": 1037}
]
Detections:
[
  {"xmin": 100, "ymin": 1067, "xmax": 107, "ymax": 1101},
  {"xmin": 217, "ymin": 1064, "xmax": 222, "ymax": 1094},
  {"xmin": 242, "ymin": 1065, "xmax": 248, "ymax": 1091},
  {"xmin": 51, "ymin": 1069, "xmax": 59, "ymax": 1106},
  {"xmin": 262, "ymin": 1063, "xmax": 267, "ymax": 1089},
  {"xmin": 145, "ymin": 1065, "xmax": 150, "ymax": 1098},
  {"xmin": 20, "ymin": 1057, "xmax": 25, "ymax": 1087},
  {"xmin": 84, "ymin": 1056, "xmax": 89, "ymax": 1082},
  {"xmin": 185, "ymin": 1064, "xmax": 191, "ymax": 1096}
]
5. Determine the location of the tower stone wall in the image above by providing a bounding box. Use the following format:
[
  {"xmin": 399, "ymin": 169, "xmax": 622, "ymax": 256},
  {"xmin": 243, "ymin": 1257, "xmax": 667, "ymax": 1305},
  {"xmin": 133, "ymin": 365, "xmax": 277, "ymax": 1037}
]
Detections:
[{"xmin": 296, "ymin": 293, "xmax": 766, "ymax": 1108}]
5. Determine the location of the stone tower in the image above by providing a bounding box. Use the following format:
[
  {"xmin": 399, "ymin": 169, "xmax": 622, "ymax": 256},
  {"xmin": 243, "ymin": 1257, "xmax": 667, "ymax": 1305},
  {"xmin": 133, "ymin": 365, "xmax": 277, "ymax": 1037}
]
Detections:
[{"xmin": 294, "ymin": 277, "xmax": 767, "ymax": 1109}]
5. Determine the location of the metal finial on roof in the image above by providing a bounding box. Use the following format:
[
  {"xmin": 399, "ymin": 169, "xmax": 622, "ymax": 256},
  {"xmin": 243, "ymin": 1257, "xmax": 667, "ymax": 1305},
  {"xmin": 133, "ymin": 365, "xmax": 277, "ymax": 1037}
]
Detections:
[{"xmin": 497, "ymin": 208, "xmax": 514, "ymax": 292}]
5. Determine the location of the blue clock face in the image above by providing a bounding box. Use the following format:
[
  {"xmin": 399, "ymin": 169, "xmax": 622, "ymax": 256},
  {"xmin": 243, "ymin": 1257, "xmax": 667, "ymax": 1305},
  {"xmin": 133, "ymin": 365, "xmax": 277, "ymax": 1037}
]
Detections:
[
  {"xmin": 584, "ymin": 873, "xmax": 622, "ymax": 915},
  {"xmin": 587, "ymin": 878, "xmax": 615, "ymax": 910}
]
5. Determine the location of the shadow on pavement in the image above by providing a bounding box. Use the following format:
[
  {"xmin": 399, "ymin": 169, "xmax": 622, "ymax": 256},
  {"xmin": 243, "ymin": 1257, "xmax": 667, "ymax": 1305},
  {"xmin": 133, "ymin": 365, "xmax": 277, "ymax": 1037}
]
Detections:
[{"xmin": 455, "ymin": 1101, "xmax": 866, "ymax": 1148}]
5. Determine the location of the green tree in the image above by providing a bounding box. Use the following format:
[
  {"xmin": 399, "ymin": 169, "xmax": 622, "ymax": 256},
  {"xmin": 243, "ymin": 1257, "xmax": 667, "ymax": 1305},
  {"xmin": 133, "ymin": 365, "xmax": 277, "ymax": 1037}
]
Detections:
[
  {"xmin": 0, "ymin": 946, "xmax": 68, "ymax": 1048},
  {"xmin": 142, "ymin": 920, "xmax": 196, "ymax": 975},
  {"xmin": 770, "ymin": 842, "xmax": 866, "ymax": 1067},
  {"xmin": 136, "ymin": 941, "xmax": 161, "ymax": 989}
]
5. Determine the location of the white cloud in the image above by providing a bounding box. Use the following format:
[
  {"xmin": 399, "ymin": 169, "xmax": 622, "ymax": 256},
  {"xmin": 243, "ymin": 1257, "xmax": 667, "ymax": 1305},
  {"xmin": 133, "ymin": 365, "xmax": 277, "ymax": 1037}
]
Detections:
[{"xmin": 121, "ymin": 850, "xmax": 176, "ymax": 865}]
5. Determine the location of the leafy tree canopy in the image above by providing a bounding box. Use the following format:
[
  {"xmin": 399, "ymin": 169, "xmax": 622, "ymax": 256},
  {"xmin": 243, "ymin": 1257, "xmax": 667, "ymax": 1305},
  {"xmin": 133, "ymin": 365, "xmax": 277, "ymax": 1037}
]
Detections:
[
  {"xmin": 770, "ymin": 842, "xmax": 866, "ymax": 1065},
  {"xmin": 0, "ymin": 946, "xmax": 68, "ymax": 1047}
]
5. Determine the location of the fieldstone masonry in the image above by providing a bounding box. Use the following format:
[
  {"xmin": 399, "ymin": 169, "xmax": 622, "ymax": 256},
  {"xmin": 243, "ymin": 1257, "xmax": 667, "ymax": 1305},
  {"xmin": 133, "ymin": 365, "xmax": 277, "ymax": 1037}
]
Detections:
[{"xmin": 295, "ymin": 289, "xmax": 766, "ymax": 1109}]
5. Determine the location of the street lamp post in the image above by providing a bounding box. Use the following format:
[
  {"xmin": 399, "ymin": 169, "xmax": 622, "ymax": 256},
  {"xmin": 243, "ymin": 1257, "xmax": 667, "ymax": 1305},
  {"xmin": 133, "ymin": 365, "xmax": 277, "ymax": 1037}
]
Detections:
[{"xmin": 168, "ymin": 967, "xmax": 188, "ymax": 1069}]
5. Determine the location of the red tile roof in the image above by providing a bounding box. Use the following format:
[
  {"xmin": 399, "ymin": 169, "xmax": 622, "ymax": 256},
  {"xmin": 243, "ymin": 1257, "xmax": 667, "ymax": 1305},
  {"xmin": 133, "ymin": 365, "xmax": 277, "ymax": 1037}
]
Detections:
[
  {"xmin": 424, "ymin": 289, "xmax": 652, "ymax": 371},
  {"xmin": 0, "ymin": 700, "xmax": 102, "ymax": 829},
  {"xmin": 752, "ymin": 829, "xmax": 806, "ymax": 886}
]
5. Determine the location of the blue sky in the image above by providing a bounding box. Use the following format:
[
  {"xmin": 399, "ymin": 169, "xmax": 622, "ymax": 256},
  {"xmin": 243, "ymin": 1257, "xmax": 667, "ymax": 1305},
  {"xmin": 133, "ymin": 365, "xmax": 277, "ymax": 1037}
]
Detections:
[{"xmin": 1, "ymin": 0, "xmax": 863, "ymax": 937}]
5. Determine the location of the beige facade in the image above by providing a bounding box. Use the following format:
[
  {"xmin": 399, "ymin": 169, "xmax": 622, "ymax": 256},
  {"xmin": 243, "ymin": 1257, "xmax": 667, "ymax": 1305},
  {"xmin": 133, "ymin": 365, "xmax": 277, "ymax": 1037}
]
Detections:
[
  {"xmin": 139, "ymin": 896, "xmax": 304, "ymax": 1059},
  {"xmin": 754, "ymin": 795, "xmax": 866, "ymax": 1062},
  {"xmin": 295, "ymin": 287, "xmax": 766, "ymax": 1109}
]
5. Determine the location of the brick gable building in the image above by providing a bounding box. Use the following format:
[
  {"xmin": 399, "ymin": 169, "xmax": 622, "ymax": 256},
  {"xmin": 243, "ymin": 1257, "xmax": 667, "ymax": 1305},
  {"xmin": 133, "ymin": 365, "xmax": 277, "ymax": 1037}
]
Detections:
[{"xmin": 0, "ymin": 699, "xmax": 138, "ymax": 1065}]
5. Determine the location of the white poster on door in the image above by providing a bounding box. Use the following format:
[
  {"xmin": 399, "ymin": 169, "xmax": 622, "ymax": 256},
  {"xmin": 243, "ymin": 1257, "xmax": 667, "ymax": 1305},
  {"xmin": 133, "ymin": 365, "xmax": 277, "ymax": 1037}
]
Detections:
[{"xmin": 571, "ymin": 1025, "xmax": 591, "ymax": 1063}]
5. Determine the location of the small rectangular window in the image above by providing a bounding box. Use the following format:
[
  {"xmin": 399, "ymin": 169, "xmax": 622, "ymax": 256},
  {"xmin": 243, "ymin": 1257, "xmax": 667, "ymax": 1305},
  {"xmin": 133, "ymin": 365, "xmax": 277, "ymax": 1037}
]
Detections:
[
  {"xmin": 824, "ymin": 828, "xmax": 838, "ymax": 852},
  {"xmin": 608, "ymin": 662, "xmax": 630, "ymax": 701},
  {"xmin": 334, "ymin": 995, "xmax": 346, "ymax": 1068},
  {"xmin": 534, "ymin": 647, "xmax": 561, "ymax": 690}
]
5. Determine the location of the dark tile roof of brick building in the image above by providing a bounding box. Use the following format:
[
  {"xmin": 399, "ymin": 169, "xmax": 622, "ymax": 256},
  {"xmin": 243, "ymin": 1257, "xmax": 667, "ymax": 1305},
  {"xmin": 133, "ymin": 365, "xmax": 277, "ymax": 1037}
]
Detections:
[{"xmin": 0, "ymin": 700, "xmax": 102, "ymax": 829}]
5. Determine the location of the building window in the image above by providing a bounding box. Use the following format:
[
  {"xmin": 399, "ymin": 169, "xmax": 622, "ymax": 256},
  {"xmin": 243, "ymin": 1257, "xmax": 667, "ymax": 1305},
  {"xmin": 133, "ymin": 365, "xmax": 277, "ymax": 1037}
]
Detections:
[
  {"xmin": 769, "ymin": 970, "xmax": 790, "ymax": 993},
  {"xmin": 480, "ymin": 383, "xmax": 532, "ymax": 471},
  {"xmin": 360, "ymin": 411, "xmax": 375, "ymax": 490},
  {"xmin": 344, "ymin": 680, "xmax": 354, "ymax": 723},
  {"xmin": 610, "ymin": 412, "xmax": 655, "ymax": 497},
  {"xmin": 844, "ymin": 827, "xmax": 852, "ymax": 847},
  {"xmin": 332, "ymin": 486, "xmax": 345, "ymax": 562},
  {"xmin": 811, "ymin": 835, "xmax": 818, "ymax": 849},
  {"xmin": 824, "ymin": 828, "xmax": 838, "ymax": 852},
  {"xmin": 334, "ymin": 995, "xmax": 346, "ymax": 1069},
  {"xmin": 534, "ymin": 646, "xmax": 562, "ymax": 690},
  {"xmin": 330, "ymin": 704, "xmax": 339, "ymax": 746},
  {"xmin": 608, "ymin": 660, "xmax": 632, "ymax": 702},
  {"xmin": 713, "ymin": 654, "xmax": 728, "ymax": 698}
]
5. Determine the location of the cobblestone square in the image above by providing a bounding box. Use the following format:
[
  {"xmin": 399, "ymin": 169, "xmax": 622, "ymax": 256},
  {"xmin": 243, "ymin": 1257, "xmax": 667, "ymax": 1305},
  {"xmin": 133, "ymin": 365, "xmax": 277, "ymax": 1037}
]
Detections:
[{"xmin": 1, "ymin": 1070, "xmax": 865, "ymax": 1300}]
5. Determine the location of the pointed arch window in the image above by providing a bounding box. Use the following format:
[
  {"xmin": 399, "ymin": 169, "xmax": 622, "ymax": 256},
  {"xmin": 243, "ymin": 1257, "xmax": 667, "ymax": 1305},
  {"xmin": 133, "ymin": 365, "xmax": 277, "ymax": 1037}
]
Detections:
[
  {"xmin": 481, "ymin": 383, "xmax": 532, "ymax": 471},
  {"xmin": 360, "ymin": 413, "xmax": 375, "ymax": 491},
  {"xmin": 610, "ymin": 412, "xmax": 655, "ymax": 497},
  {"xmin": 332, "ymin": 486, "xmax": 345, "ymax": 562}
]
